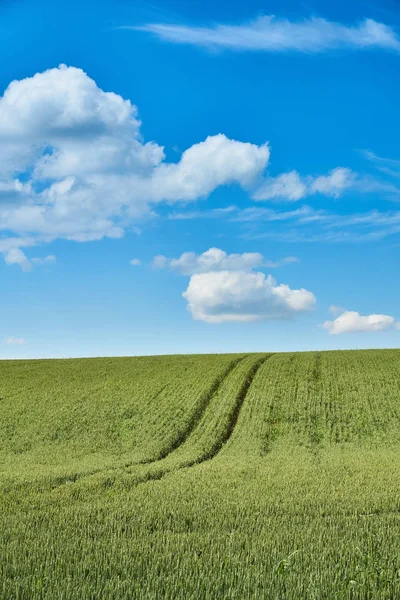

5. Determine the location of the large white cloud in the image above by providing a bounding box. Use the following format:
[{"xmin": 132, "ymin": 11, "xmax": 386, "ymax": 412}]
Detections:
[
  {"xmin": 0, "ymin": 65, "xmax": 270, "ymax": 258},
  {"xmin": 183, "ymin": 271, "xmax": 316, "ymax": 323},
  {"xmin": 153, "ymin": 247, "xmax": 315, "ymax": 323},
  {"xmin": 323, "ymin": 310, "xmax": 398, "ymax": 334}
]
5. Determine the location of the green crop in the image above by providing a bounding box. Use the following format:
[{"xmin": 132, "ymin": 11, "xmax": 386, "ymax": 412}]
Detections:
[{"xmin": 0, "ymin": 350, "xmax": 399, "ymax": 599}]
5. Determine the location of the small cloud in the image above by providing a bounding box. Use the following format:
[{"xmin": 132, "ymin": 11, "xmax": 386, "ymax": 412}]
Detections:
[
  {"xmin": 329, "ymin": 304, "xmax": 346, "ymax": 316},
  {"xmin": 129, "ymin": 258, "xmax": 142, "ymax": 266},
  {"xmin": 252, "ymin": 171, "xmax": 307, "ymax": 202},
  {"xmin": 152, "ymin": 247, "xmax": 264, "ymax": 275},
  {"xmin": 311, "ymin": 168, "xmax": 355, "ymax": 197},
  {"xmin": 4, "ymin": 248, "xmax": 32, "ymax": 271},
  {"xmin": 323, "ymin": 309, "xmax": 398, "ymax": 334},
  {"xmin": 362, "ymin": 149, "xmax": 400, "ymax": 179},
  {"xmin": 153, "ymin": 248, "xmax": 299, "ymax": 275},
  {"xmin": 31, "ymin": 255, "xmax": 56, "ymax": 266},
  {"xmin": 264, "ymin": 256, "xmax": 300, "ymax": 268},
  {"xmin": 252, "ymin": 167, "xmax": 355, "ymax": 202},
  {"xmin": 168, "ymin": 205, "xmax": 237, "ymax": 220},
  {"xmin": 5, "ymin": 336, "xmax": 25, "ymax": 345},
  {"xmin": 362, "ymin": 149, "xmax": 400, "ymax": 168},
  {"xmin": 3, "ymin": 249, "xmax": 56, "ymax": 271},
  {"xmin": 152, "ymin": 255, "xmax": 168, "ymax": 269}
]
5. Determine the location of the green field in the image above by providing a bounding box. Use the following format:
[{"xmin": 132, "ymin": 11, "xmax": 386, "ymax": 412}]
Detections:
[{"xmin": 1, "ymin": 350, "xmax": 399, "ymax": 599}]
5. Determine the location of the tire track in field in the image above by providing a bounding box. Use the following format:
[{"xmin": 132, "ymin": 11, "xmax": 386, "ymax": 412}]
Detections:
[
  {"xmin": 46, "ymin": 354, "xmax": 249, "ymax": 490},
  {"xmin": 139, "ymin": 354, "xmax": 249, "ymax": 464},
  {"xmin": 180, "ymin": 353, "xmax": 271, "ymax": 467},
  {"xmin": 113, "ymin": 353, "xmax": 272, "ymax": 490}
]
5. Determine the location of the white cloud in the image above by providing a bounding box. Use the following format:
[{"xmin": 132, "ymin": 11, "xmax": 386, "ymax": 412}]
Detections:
[
  {"xmin": 183, "ymin": 271, "xmax": 316, "ymax": 323},
  {"xmin": 3, "ymin": 248, "xmax": 56, "ymax": 271},
  {"xmin": 323, "ymin": 310, "xmax": 398, "ymax": 334},
  {"xmin": 130, "ymin": 258, "xmax": 141, "ymax": 266},
  {"xmin": 168, "ymin": 206, "xmax": 237, "ymax": 220},
  {"xmin": 153, "ymin": 247, "xmax": 313, "ymax": 323},
  {"xmin": 5, "ymin": 336, "xmax": 25, "ymax": 345},
  {"xmin": 264, "ymin": 256, "xmax": 300, "ymax": 268},
  {"xmin": 311, "ymin": 168, "xmax": 355, "ymax": 197},
  {"xmin": 134, "ymin": 16, "xmax": 400, "ymax": 53},
  {"xmin": 0, "ymin": 65, "xmax": 272, "ymax": 260},
  {"xmin": 252, "ymin": 171, "xmax": 307, "ymax": 201},
  {"xmin": 362, "ymin": 150, "xmax": 400, "ymax": 179},
  {"xmin": 31, "ymin": 255, "xmax": 56, "ymax": 266},
  {"xmin": 363, "ymin": 150, "xmax": 400, "ymax": 169},
  {"xmin": 152, "ymin": 247, "xmax": 298, "ymax": 275},
  {"xmin": 152, "ymin": 255, "xmax": 168, "ymax": 270},
  {"xmin": 253, "ymin": 168, "xmax": 355, "ymax": 202},
  {"xmin": 4, "ymin": 248, "xmax": 32, "ymax": 271},
  {"xmin": 149, "ymin": 134, "xmax": 270, "ymax": 202},
  {"xmin": 153, "ymin": 247, "xmax": 264, "ymax": 275},
  {"xmin": 329, "ymin": 304, "xmax": 345, "ymax": 316}
]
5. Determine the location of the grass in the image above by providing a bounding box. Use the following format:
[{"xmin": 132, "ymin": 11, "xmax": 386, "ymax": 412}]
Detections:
[{"xmin": 0, "ymin": 350, "xmax": 399, "ymax": 599}]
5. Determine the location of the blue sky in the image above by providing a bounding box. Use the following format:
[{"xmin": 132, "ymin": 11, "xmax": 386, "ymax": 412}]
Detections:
[{"xmin": 1, "ymin": 0, "xmax": 400, "ymax": 358}]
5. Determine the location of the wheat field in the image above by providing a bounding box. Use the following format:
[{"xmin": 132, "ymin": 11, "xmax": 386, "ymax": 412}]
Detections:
[{"xmin": 1, "ymin": 350, "xmax": 399, "ymax": 599}]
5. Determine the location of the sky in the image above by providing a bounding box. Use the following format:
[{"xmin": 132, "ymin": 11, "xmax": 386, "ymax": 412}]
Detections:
[{"xmin": 1, "ymin": 0, "xmax": 400, "ymax": 358}]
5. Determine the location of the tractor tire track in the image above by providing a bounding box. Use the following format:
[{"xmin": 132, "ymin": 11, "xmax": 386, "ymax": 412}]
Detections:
[
  {"xmin": 46, "ymin": 354, "xmax": 249, "ymax": 490},
  {"xmin": 107, "ymin": 354, "xmax": 272, "ymax": 491},
  {"xmin": 138, "ymin": 354, "xmax": 249, "ymax": 464},
  {"xmin": 180, "ymin": 353, "xmax": 271, "ymax": 467}
]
